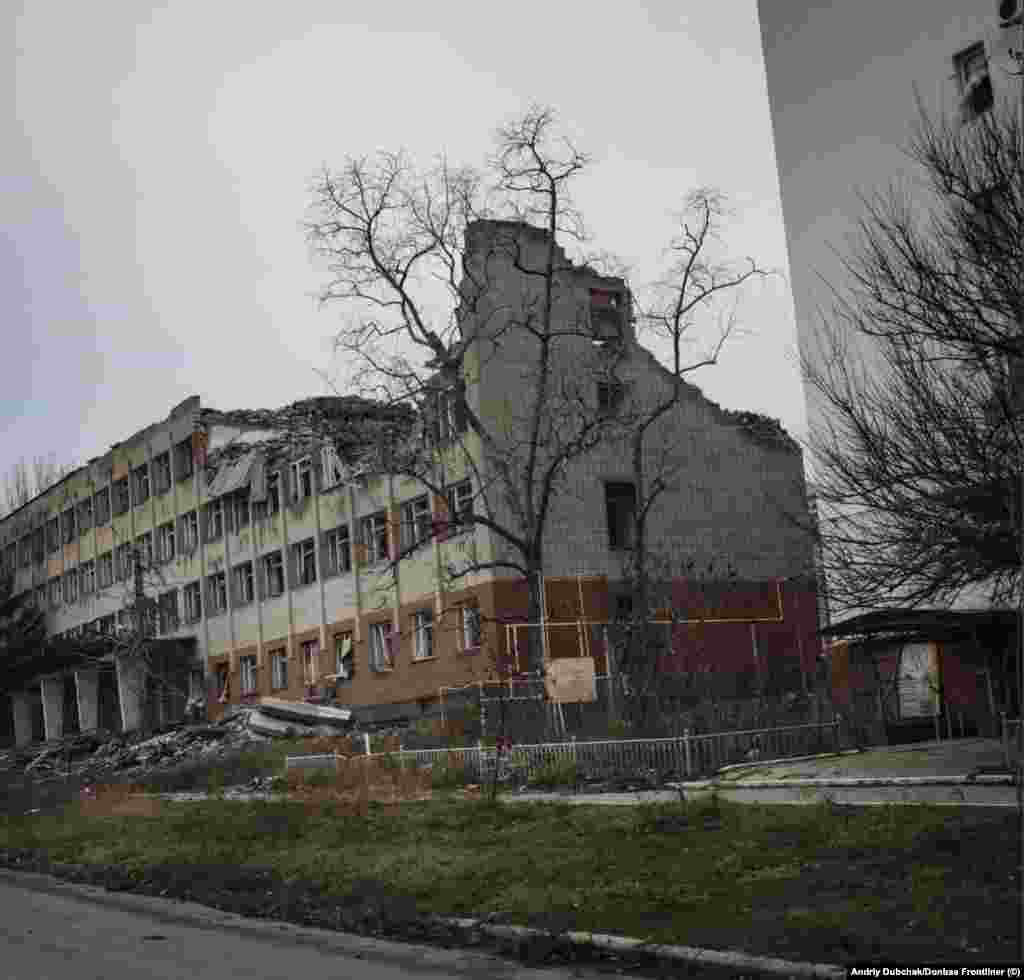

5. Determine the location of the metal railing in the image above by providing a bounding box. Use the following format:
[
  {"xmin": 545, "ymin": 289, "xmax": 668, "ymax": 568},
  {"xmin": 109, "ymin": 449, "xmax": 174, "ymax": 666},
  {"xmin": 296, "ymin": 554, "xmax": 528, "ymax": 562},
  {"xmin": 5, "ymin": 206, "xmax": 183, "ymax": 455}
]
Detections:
[{"xmin": 285, "ymin": 720, "xmax": 841, "ymax": 784}]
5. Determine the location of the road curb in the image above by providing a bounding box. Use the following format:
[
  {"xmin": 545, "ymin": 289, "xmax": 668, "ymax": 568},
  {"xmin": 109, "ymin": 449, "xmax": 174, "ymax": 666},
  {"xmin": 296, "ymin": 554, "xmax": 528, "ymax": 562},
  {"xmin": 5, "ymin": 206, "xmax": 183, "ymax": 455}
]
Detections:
[
  {"xmin": 683, "ymin": 774, "xmax": 1015, "ymax": 790},
  {"xmin": 715, "ymin": 747, "xmax": 863, "ymax": 777}
]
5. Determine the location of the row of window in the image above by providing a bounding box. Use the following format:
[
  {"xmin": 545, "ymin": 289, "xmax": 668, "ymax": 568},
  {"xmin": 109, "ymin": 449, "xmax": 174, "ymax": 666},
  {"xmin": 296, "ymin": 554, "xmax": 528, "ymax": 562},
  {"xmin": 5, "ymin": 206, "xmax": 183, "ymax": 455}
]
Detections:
[
  {"xmin": 3, "ymin": 473, "xmax": 474, "ymax": 576},
  {"xmin": 216, "ymin": 605, "xmax": 483, "ymax": 697}
]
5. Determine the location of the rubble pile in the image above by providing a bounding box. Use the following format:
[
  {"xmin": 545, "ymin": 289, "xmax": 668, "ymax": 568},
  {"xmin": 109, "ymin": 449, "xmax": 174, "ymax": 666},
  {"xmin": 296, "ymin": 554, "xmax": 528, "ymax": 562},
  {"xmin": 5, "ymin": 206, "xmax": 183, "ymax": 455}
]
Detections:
[{"xmin": 0, "ymin": 704, "xmax": 358, "ymax": 783}]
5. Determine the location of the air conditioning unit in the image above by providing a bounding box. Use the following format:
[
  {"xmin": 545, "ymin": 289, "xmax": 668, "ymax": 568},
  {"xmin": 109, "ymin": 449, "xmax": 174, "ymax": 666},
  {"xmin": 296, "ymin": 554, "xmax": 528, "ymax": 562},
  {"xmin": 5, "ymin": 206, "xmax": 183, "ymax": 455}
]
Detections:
[{"xmin": 999, "ymin": 0, "xmax": 1024, "ymax": 28}]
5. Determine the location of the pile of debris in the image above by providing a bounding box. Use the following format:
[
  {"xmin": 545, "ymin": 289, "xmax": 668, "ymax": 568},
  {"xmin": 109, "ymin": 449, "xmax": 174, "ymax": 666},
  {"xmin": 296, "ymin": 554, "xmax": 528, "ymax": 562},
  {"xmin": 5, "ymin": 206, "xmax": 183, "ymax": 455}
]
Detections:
[{"xmin": 0, "ymin": 700, "xmax": 357, "ymax": 782}]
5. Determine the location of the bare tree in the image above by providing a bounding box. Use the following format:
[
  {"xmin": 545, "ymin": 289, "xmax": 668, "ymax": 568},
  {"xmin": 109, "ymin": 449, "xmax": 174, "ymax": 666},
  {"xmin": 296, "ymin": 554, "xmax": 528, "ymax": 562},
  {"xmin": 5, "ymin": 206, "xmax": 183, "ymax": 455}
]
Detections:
[
  {"xmin": 303, "ymin": 106, "xmax": 625, "ymax": 679},
  {"xmin": 802, "ymin": 98, "xmax": 1023, "ymax": 616},
  {"xmin": 1, "ymin": 455, "xmax": 75, "ymax": 517},
  {"xmin": 607, "ymin": 190, "xmax": 772, "ymax": 731}
]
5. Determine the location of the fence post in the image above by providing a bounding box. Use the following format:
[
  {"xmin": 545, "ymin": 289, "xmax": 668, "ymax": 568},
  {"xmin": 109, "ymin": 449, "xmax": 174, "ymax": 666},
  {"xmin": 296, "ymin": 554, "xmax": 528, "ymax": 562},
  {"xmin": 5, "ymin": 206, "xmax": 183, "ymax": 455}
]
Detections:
[{"xmin": 683, "ymin": 728, "xmax": 692, "ymax": 779}]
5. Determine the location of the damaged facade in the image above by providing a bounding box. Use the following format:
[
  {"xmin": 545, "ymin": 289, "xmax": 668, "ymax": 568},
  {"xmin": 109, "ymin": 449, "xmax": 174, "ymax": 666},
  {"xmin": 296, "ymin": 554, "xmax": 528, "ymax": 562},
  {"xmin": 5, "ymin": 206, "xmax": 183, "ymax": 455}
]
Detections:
[{"xmin": 1, "ymin": 219, "xmax": 818, "ymax": 746}]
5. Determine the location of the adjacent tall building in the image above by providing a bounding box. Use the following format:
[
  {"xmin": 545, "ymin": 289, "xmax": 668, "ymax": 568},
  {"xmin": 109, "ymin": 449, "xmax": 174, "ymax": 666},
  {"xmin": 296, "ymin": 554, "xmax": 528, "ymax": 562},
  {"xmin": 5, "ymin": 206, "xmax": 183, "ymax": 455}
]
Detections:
[{"xmin": 1, "ymin": 219, "xmax": 819, "ymax": 745}]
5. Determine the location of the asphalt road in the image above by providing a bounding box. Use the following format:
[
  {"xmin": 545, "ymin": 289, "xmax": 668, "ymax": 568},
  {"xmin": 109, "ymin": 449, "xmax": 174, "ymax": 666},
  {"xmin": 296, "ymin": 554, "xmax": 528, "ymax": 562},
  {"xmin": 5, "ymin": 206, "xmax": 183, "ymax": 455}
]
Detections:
[{"xmin": 0, "ymin": 872, "xmax": 615, "ymax": 980}]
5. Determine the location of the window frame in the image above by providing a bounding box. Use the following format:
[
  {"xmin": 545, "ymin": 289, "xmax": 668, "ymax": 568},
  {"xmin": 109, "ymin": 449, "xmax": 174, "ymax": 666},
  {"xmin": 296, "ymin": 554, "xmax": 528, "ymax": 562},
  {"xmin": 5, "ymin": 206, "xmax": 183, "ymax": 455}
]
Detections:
[
  {"xmin": 401, "ymin": 495, "xmax": 432, "ymax": 552},
  {"xmin": 605, "ymin": 481, "xmax": 637, "ymax": 551},
  {"xmin": 46, "ymin": 517, "xmax": 60, "ymax": 553},
  {"xmin": 206, "ymin": 571, "xmax": 228, "ymax": 615},
  {"xmin": 133, "ymin": 464, "xmax": 151, "ymax": 506},
  {"xmin": 461, "ymin": 603, "xmax": 482, "ymax": 652},
  {"xmin": 179, "ymin": 510, "xmax": 199, "ymax": 552},
  {"xmin": 239, "ymin": 655, "xmax": 258, "ymax": 695},
  {"xmin": 156, "ymin": 520, "xmax": 176, "ymax": 563},
  {"xmin": 263, "ymin": 551, "xmax": 285, "ymax": 598},
  {"xmin": 362, "ymin": 511, "xmax": 389, "ymax": 564},
  {"xmin": 323, "ymin": 524, "xmax": 352, "ymax": 576},
  {"xmin": 204, "ymin": 500, "xmax": 224, "ymax": 541},
  {"xmin": 334, "ymin": 632, "xmax": 354, "ymax": 682},
  {"xmin": 369, "ymin": 621, "xmax": 394, "ymax": 672},
  {"xmin": 77, "ymin": 496, "xmax": 94, "ymax": 534},
  {"xmin": 290, "ymin": 457, "xmax": 314, "ymax": 503},
  {"xmin": 79, "ymin": 560, "xmax": 96, "ymax": 596},
  {"xmin": 114, "ymin": 542, "xmax": 132, "ymax": 582},
  {"xmin": 97, "ymin": 552, "xmax": 114, "ymax": 590},
  {"xmin": 291, "ymin": 537, "xmax": 317, "ymax": 588},
  {"xmin": 94, "ymin": 487, "xmax": 111, "ymax": 527},
  {"xmin": 232, "ymin": 561, "xmax": 255, "ymax": 605},
  {"xmin": 183, "ymin": 581, "xmax": 203, "ymax": 623},
  {"xmin": 158, "ymin": 589, "xmax": 179, "ymax": 634},
  {"xmin": 271, "ymin": 649, "xmax": 289, "ymax": 690},
  {"xmin": 112, "ymin": 477, "xmax": 131, "ymax": 516},
  {"xmin": 412, "ymin": 608, "xmax": 434, "ymax": 661},
  {"xmin": 301, "ymin": 638, "xmax": 320, "ymax": 685},
  {"xmin": 152, "ymin": 451, "xmax": 172, "ymax": 495}
]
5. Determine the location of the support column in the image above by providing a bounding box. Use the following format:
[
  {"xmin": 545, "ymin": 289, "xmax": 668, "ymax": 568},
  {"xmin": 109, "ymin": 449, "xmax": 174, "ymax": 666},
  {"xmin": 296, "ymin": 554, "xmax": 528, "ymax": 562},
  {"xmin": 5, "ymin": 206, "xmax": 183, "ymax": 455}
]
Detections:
[
  {"xmin": 116, "ymin": 655, "xmax": 146, "ymax": 733},
  {"xmin": 75, "ymin": 669, "xmax": 100, "ymax": 733},
  {"xmin": 11, "ymin": 693, "xmax": 33, "ymax": 747},
  {"xmin": 40, "ymin": 676, "xmax": 64, "ymax": 742}
]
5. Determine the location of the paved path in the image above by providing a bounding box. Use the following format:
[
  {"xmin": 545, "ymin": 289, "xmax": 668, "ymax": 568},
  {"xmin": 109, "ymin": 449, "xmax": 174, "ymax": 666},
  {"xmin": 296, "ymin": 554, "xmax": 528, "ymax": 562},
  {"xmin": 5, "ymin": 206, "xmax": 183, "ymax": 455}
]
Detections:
[{"xmin": 0, "ymin": 871, "xmax": 619, "ymax": 980}]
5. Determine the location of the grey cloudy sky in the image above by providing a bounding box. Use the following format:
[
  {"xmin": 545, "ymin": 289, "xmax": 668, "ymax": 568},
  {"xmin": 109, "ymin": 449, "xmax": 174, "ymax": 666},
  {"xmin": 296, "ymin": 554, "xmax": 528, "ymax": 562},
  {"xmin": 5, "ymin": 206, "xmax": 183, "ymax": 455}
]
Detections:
[{"xmin": 5, "ymin": 0, "xmax": 803, "ymax": 473}]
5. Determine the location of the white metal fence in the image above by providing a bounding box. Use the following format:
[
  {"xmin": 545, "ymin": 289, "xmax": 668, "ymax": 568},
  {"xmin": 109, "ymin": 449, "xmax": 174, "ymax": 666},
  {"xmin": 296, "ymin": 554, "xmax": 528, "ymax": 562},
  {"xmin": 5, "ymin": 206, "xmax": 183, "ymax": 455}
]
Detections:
[{"xmin": 285, "ymin": 720, "xmax": 841, "ymax": 783}]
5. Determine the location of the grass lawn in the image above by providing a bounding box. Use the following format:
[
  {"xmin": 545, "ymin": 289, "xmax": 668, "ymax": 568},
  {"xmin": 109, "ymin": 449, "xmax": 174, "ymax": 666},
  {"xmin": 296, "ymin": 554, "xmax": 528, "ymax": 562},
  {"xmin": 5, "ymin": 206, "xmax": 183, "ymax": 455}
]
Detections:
[{"xmin": 0, "ymin": 792, "xmax": 1017, "ymax": 966}]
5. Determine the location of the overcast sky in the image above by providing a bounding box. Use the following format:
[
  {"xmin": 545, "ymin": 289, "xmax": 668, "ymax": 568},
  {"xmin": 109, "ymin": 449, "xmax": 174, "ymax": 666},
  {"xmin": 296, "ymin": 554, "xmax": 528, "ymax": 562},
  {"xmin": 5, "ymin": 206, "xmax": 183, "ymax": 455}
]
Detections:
[{"xmin": 5, "ymin": 0, "xmax": 804, "ymax": 475}]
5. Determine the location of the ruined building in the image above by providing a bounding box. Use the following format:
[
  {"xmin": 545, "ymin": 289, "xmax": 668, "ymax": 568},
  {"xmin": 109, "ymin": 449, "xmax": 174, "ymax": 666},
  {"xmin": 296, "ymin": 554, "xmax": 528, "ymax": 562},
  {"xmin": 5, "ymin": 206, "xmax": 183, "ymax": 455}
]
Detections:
[{"xmin": 0, "ymin": 219, "xmax": 819, "ymax": 744}]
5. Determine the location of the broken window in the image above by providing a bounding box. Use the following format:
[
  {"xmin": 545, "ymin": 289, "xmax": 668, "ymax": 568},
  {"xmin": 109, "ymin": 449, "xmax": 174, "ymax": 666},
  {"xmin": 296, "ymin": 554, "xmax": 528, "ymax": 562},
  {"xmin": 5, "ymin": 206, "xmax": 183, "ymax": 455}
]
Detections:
[
  {"xmin": 301, "ymin": 639, "xmax": 320, "ymax": 685},
  {"xmin": 605, "ymin": 481, "xmax": 636, "ymax": 551},
  {"xmin": 206, "ymin": 571, "xmax": 227, "ymax": 615},
  {"xmin": 597, "ymin": 381, "xmax": 626, "ymax": 415},
  {"xmin": 334, "ymin": 632, "xmax": 354, "ymax": 682},
  {"xmin": 954, "ymin": 42, "xmax": 993, "ymax": 122},
  {"xmin": 94, "ymin": 487, "xmax": 111, "ymax": 527},
  {"xmin": 204, "ymin": 500, "xmax": 224, "ymax": 541},
  {"xmin": 444, "ymin": 480, "xmax": 473, "ymax": 533},
  {"xmin": 369, "ymin": 621, "xmax": 394, "ymax": 671},
  {"xmin": 362, "ymin": 512, "xmax": 389, "ymax": 564},
  {"xmin": 590, "ymin": 287, "xmax": 625, "ymax": 344},
  {"xmin": 462, "ymin": 604, "xmax": 482, "ymax": 651},
  {"xmin": 232, "ymin": 561, "xmax": 254, "ymax": 605},
  {"xmin": 323, "ymin": 524, "xmax": 352, "ymax": 577},
  {"xmin": 178, "ymin": 510, "xmax": 199, "ymax": 552},
  {"xmin": 412, "ymin": 608, "xmax": 434, "ymax": 660},
  {"xmin": 271, "ymin": 650, "xmax": 288, "ymax": 690},
  {"xmin": 97, "ymin": 552, "xmax": 113, "ymax": 589},
  {"xmin": 240, "ymin": 655, "xmax": 258, "ymax": 695},
  {"xmin": 290, "ymin": 538, "xmax": 317, "ymax": 588},
  {"xmin": 263, "ymin": 551, "xmax": 285, "ymax": 598},
  {"xmin": 401, "ymin": 496, "xmax": 432, "ymax": 552},
  {"xmin": 290, "ymin": 457, "xmax": 314, "ymax": 503},
  {"xmin": 156, "ymin": 521, "xmax": 176, "ymax": 563},
  {"xmin": 152, "ymin": 452, "xmax": 172, "ymax": 495},
  {"xmin": 183, "ymin": 581, "xmax": 202, "ymax": 623},
  {"xmin": 133, "ymin": 464, "xmax": 151, "ymax": 506},
  {"xmin": 77, "ymin": 497, "xmax": 94, "ymax": 533},
  {"xmin": 45, "ymin": 517, "xmax": 60, "ymax": 553},
  {"xmin": 61, "ymin": 508, "xmax": 76, "ymax": 545},
  {"xmin": 112, "ymin": 477, "xmax": 130, "ymax": 516},
  {"xmin": 174, "ymin": 437, "xmax": 194, "ymax": 482},
  {"xmin": 79, "ymin": 560, "xmax": 95, "ymax": 596},
  {"xmin": 114, "ymin": 542, "xmax": 132, "ymax": 582},
  {"xmin": 158, "ymin": 590, "xmax": 179, "ymax": 634}
]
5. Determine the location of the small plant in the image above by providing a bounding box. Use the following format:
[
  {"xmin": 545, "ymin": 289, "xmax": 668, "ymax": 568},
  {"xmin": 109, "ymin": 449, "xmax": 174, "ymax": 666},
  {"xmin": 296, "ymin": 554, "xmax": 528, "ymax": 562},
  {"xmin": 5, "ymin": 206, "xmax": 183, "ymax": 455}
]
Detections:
[
  {"xmin": 607, "ymin": 718, "xmax": 631, "ymax": 739},
  {"xmin": 206, "ymin": 767, "xmax": 225, "ymax": 798},
  {"xmin": 529, "ymin": 756, "xmax": 579, "ymax": 789}
]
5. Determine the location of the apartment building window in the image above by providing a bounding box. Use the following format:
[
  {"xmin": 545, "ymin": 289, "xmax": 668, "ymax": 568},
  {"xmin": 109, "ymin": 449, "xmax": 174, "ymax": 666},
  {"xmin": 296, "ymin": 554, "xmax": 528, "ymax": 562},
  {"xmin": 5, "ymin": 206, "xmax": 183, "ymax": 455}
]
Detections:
[
  {"xmin": 290, "ymin": 457, "xmax": 313, "ymax": 503},
  {"xmin": 94, "ymin": 487, "xmax": 111, "ymax": 527},
  {"xmin": 48, "ymin": 577, "xmax": 61, "ymax": 606},
  {"xmin": 18, "ymin": 537, "xmax": 31, "ymax": 568},
  {"xmin": 334, "ymin": 632, "xmax": 354, "ymax": 682},
  {"xmin": 112, "ymin": 477, "xmax": 130, "ymax": 516},
  {"xmin": 412, "ymin": 608, "xmax": 434, "ymax": 661},
  {"xmin": 954, "ymin": 42, "xmax": 993, "ymax": 121},
  {"xmin": 133, "ymin": 464, "xmax": 151, "ymax": 506},
  {"xmin": 369, "ymin": 621, "xmax": 394, "ymax": 671},
  {"xmin": 263, "ymin": 473, "xmax": 281, "ymax": 515},
  {"xmin": 240, "ymin": 655, "xmax": 258, "ymax": 695},
  {"xmin": 136, "ymin": 531, "xmax": 153, "ymax": 568},
  {"xmin": 301, "ymin": 639, "xmax": 320, "ymax": 685},
  {"xmin": 289, "ymin": 538, "xmax": 317, "ymax": 588},
  {"xmin": 97, "ymin": 552, "xmax": 113, "ymax": 590},
  {"xmin": 262, "ymin": 551, "xmax": 285, "ymax": 598},
  {"xmin": 462, "ymin": 604, "xmax": 482, "ymax": 651},
  {"xmin": 99, "ymin": 614, "xmax": 115, "ymax": 635},
  {"xmin": 605, "ymin": 481, "xmax": 636, "ymax": 550},
  {"xmin": 590, "ymin": 287, "xmax": 625, "ymax": 345},
  {"xmin": 63, "ymin": 572, "xmax": 78, "ymax": 604},
  {"xmin": 174, "ymin": 437, "xmax": 194, "ymax": 482},
  {"xmin": 158, "ymin": 590, "xmax": 179, "ymax": 634},
  {"xmin": 77, "ymin": 497, "xmax": 94, "ymax": 533},
  {"xmin": 229, "ymin": 490, "xmax": 250, "ymax": 532},
  {"xmin": 597, "ymin": 380, "xmax": 626, "ymax": 415},
  {"xmin": 321, "ymin": 444, "xmax": 344, "ymax": 489},
  {"xmin": 444, "ymin": 480, "xmax": 473, "ymax": 532},
  {"xmin": 114, "ymin": 542, "xmax": 132, "ymax": 582},
  {"xmin": 46, "ymin": 517, "xmax": 60, "ymax": 553},
  {"xmin": 61, "ymin": 508, "xmax": 76, "ymax": 545},
  {"xmin": 183, "ymin": 581, "xmax": 202, "ymax": 623},
  {"xmin": 362, "ymin": 512, "xmax": 389, "ymax": 564},
  {"xmin": 401, "ymin": 496, "xmax": 432, "ymax": 552},
  {"xmin": 204, "ymin": 500, "xmax": 224, "ymax": 541},
  {"xmin": 34, "ymin": 585, "xmax": 46, "ymax": 608},
  {"xmin": 152, "ymin": 452, "xmax": 172, "ymax": 495},
  {"xmin": 79, "ymin": 560, "xmax": 96, "ymax": 596},
  {"xmin": 2, "ymin": 544, "xmax": 15, "ymax": 576},
  {"xmin": 178, "ymin": 510, "xmax": 199, "ymax": 552},
  {"xmin": 206, "ymin": 571, "xmax": 227, "ymax": 615},
  {"xmin": 271, "ymin": 650, "xmax": 288, "ymax": 690},
  {"xmin": 30, "ymin": 528, "xmax": 44, "ymax": 564},
  {"xmin": 323, "ymin": 524, "xmax": 352, "ymax": 576},
  {"xmin": 156, "ymin": 521, "xmax": 176, "ymax": 563},
  {"xmin": 232, "ymin": 561, "xmax": 254, "ymax": 605}
]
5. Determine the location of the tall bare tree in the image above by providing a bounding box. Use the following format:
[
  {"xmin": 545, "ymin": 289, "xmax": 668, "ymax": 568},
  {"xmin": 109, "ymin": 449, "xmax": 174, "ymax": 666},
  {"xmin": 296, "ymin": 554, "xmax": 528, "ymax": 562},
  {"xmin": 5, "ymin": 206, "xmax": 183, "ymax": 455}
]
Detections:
[{"xmin": 802, "ymin": 98, "xmax": 1023, "ymax": 617}]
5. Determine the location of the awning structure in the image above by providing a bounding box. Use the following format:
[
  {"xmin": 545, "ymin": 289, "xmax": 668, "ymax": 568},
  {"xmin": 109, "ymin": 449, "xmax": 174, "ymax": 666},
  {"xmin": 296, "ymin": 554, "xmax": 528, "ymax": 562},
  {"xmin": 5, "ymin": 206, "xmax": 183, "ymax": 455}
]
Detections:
[{"xmin": 206, "ymin": 450, "xmax": 259, "ymax": 499}]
